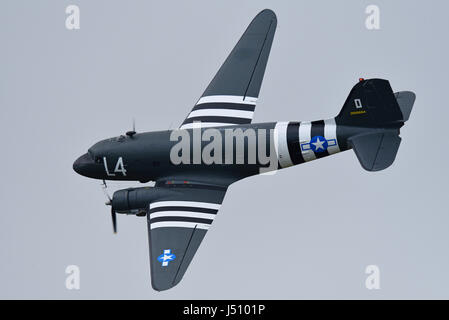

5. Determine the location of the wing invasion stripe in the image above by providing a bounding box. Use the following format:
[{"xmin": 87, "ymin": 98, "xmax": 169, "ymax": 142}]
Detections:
[
  {"xmin": 150, "ymin": 216, "xmax": 213, "ymax": 225},
  {"xmin": 149, "ymin": 211, "xmax": 217, "ymax": 220},
  {"xmin": 196, "ymin": 95, "xmax": 258, "ymax": 106},
  {"xmin": 179, "ymin": 122, "xmax": 235, "ymax": 129},
  {"xmin": 150, "ymin": 201, "xmax": 221, "ymax": 210},
  {"xmin": 182, "ymin": 116, "xmax": 251, "ymax": 125},
  {"xmin": 149, "ymin": 206, "xmax": 218, "ymax": 214},
  {"xmin": 188, "ymin": 109, "xmax": 254, "ymax": 119},
  {"xmin": 150, "ymin": 221, "xmax": 210, "ymax": 230},
  {"xmin": 192, "ymin": 103, "xmax": 256, "ymax": 112}
]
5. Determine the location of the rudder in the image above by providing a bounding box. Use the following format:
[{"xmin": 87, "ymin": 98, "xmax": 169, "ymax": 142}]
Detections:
[{"xmin": 394, "ymin": 91, "xmax": 416, "ymax": 122}]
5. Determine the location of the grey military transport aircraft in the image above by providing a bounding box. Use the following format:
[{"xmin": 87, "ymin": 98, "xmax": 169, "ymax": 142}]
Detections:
[{"xmin": 73, "ymin": 9, "xmax": 415, "ymax": 291}]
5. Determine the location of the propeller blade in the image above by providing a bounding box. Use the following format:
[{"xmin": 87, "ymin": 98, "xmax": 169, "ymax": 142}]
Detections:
[
  {"xmin": 101, "ymin": 180, "xmax": 112, "ymax": 205},
  {"xmin": 111, "ymin": 208, "xmax": 117, "ymax": 234}
]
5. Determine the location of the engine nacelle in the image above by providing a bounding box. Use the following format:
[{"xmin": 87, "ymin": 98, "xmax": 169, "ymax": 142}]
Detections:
[{"xmin": 112, "ymin": 187, "xmax": 159, "ymax": 215}]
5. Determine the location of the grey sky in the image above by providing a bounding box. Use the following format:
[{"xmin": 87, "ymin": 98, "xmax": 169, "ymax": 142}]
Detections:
[{"xmin": 1, "ymin": 0, "xmax": 448, "ymax": 299}]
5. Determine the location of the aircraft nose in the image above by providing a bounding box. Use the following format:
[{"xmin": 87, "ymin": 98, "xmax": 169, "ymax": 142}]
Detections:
[{"xmin": 73, "ymin": 153, "xmax": 93, "ymax": 176}]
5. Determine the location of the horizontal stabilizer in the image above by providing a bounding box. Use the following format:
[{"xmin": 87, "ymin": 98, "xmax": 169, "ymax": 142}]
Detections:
[{"xmin": 348, "ymin": 131, "xmax": 401, "ymax": 172}]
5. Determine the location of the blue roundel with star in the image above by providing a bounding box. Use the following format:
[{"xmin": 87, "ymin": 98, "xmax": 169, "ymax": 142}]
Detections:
[
  {"xmin": 310, "ymin": 135, "xmax": 328, "ymax": 153},
  {"xmin": 157, "ymin": 249, "xmax": 176, "ymax": 267}
]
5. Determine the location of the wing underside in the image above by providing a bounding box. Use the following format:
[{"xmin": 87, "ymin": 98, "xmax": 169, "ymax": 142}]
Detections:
[
  {"xmin": 180, "ymin": 9, "xmax": 277, "ymax": 129},
  {"xmin": 147, "ymin": 185, "xmax": 227, "ymax": 291}
]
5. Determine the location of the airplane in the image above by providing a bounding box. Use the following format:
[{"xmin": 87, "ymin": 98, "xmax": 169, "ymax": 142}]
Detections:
[{"xmin": 73, "ymin": 9, "xmax": 416, "ymax": 291}]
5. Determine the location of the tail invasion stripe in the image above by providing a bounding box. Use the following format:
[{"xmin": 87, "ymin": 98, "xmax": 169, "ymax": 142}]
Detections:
[
  {"xmin": 299, "ymin": 121, "xmax": 316, "ymax": 162},
  {"xmin": 286, "ymin": 122, "xmax": 305, "ymax": 165},
  {"xmin": 274, "ymin": 122, "xmax": 293, "ymax": 168},
  {"xmin": 311, "ymin": 120, "xmax": 329, "ymax": 158},
  {"xmin": 150, "ymin": 221, "xmax": 210, "ymax": 230},
  {"xmin": 324, "ymin": 118, "xmax": 340, "ymax": 154}
]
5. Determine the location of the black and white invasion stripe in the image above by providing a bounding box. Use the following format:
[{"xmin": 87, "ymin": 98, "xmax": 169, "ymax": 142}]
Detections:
[
  {"xmin": 148, "ymin": 201, "xmax": 221, "ymax": 230},
  {"xmin": 275, "ymin": 118, "xmax": 341, "ymax": 169},
  {"xmin": 323, "ymin": 118, "xmax": 341, "ymax": 155},
  {"xmin": 310, "ymin": 120, "xmax": 329, "ymax": 159},
  {"xmin": 180, "ymin": 95, "xmax": 257, "ymax": 129}
]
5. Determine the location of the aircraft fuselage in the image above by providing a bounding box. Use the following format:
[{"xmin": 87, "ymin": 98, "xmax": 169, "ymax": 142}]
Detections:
[{"xmin": 73, "ymin": 119, "xmax": 390, "ymax": 186}]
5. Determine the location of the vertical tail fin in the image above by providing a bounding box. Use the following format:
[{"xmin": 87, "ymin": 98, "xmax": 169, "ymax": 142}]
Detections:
[{"xmin": 336, "ymin": 78, "xmax": 407, "ymax": 127}]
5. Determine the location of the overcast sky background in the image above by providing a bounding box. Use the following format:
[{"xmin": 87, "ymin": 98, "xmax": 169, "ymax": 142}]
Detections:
[{"xmin": 1, "ymin": 0, "xmax": 448, "ymax": 299}]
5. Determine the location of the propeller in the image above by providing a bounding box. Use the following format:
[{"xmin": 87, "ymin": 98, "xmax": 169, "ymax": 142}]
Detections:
[
  {"xmin": 102, "ymin": 180, "xmax": 117, "ymax": 233},
  {"xmin": 101, "ymin": 180, "xmax": 111, "ymax": 204},
  {"xmin": 111, "ymin": 207, "xmax": 117, "ymax": 234}
]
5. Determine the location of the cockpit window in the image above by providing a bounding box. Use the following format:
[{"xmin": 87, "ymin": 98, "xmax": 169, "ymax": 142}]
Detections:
[{"xmin": 108, "ymin": 135, "xmax": 126, "ymax": 142}]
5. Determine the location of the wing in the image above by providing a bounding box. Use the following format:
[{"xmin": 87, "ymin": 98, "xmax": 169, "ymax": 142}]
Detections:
[
  {"xmin": 180, "ymin": 9, "xmax": 277, "ymax": 129},
  {"xmin": 147, "ymin": 183, "xmax": 228, "ymax": 291}
]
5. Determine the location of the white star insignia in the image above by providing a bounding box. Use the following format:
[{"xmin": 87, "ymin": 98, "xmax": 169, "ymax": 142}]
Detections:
[{"xmin": 312, "ymin": 137, "xmax": 325, "ymax": 150}]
